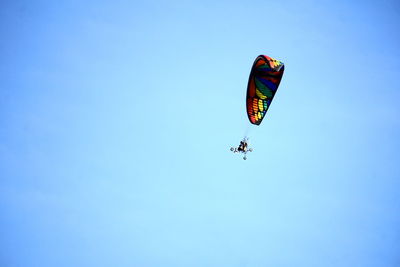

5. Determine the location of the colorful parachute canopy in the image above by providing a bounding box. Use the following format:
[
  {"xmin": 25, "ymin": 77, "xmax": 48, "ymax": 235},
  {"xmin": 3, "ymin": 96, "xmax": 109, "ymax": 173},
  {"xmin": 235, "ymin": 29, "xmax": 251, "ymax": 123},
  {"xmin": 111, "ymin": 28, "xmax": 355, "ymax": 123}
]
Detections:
[{"xmin": 246, "ymin": 55, "xmax": 285, "ymax": 125}]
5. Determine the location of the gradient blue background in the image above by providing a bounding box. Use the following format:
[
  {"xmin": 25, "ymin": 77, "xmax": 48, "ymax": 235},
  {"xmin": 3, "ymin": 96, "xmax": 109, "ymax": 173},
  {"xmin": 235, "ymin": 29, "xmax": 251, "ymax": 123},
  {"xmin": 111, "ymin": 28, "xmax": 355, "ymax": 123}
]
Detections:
[{"xmin": 1, "ymin": 1, "xmax": 399, "ymax": 266}]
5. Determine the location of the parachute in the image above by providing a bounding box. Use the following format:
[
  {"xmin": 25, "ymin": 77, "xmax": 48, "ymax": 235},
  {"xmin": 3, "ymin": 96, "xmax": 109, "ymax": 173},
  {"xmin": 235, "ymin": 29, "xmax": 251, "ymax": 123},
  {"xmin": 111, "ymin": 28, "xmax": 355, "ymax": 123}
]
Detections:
[
  {"xmin": 246, "ymin": 55, "xmax": 285, "ymax": 125},
  {"xmin": 230, "ymin": 54, "xmax": 284, "ymax": 159}
]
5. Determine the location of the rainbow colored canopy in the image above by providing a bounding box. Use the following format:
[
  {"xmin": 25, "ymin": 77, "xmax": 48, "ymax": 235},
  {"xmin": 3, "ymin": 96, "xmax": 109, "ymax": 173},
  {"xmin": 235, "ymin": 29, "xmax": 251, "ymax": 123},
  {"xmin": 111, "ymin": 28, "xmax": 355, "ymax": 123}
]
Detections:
[{"xmin": 246, "ymin": 55, "xmax": 285, "ymax": 125}]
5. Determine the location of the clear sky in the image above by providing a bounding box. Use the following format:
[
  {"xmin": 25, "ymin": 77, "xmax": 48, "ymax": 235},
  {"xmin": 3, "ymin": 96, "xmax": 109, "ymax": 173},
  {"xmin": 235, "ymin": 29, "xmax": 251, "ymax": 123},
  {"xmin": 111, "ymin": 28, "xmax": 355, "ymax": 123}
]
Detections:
[{"xmin": 1, "ymin": 0, "xmax": 399, "ymax": 266}]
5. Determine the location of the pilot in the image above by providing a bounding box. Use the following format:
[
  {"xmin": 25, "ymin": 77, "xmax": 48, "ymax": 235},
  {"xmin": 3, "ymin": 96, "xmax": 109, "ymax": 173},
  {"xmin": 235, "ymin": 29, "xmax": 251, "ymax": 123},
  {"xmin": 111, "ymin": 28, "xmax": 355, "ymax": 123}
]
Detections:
[{"xmin": 238, "ymin": 141, "xmax": 246, "ymax": 152}]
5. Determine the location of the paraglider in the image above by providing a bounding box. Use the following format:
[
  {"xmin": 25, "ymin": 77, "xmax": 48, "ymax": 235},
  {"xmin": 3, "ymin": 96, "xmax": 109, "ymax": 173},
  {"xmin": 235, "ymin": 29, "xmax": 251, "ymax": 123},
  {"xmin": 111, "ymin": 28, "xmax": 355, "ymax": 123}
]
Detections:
[{"xmin": 231, "ymin": 55, "xmax": 285, "ymax": 160}]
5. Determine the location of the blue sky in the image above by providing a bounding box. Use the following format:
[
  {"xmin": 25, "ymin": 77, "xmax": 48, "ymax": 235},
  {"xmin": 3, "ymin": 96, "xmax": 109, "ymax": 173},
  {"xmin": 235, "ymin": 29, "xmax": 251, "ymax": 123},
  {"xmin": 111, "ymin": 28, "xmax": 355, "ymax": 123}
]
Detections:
[{"xmin": 1, "ymin": 0, "xmax": 400, "ymax": 266}]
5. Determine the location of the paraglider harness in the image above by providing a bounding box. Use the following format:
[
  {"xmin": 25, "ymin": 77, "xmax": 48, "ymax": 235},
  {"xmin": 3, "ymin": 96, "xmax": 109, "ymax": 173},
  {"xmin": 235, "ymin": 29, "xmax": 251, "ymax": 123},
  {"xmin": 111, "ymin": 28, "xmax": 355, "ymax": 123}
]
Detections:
[
  {"xmin": 238, "ymin": 141, "xmax": 247, "ymax": 152},
  {"xmin": 230, "ymin": 138, "xmax": 253, "ymax": 160}
]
